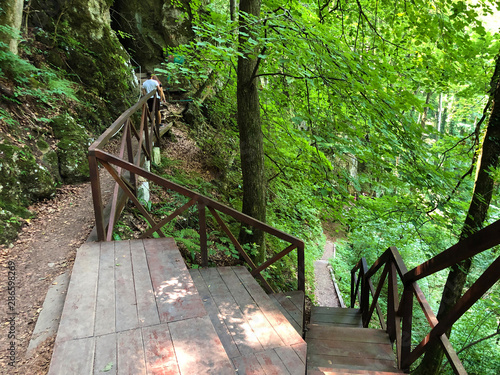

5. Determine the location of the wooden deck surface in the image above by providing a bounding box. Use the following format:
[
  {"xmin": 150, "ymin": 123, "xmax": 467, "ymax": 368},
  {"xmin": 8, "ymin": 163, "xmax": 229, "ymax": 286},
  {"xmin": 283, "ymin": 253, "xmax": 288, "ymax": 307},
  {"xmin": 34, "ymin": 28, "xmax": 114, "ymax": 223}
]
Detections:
[
  {"xmin": 306, "ymin": 307, "xmax": 403, "ymax": 374},
  {"xmin": 48, "ymin": 238, "xmax": 306, "ymax": 374},
  {"xmin": 191, "ymin": 267, "xmax": 306, "ymax": 374}
]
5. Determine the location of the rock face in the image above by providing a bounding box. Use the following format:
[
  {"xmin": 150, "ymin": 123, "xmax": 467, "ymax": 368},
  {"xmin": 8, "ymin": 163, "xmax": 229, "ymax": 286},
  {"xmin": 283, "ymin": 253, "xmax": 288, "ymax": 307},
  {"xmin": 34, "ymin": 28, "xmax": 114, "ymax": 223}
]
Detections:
[
  {"xmin": 0, "ymin": 0, "xmax": 196, "ymax": 245},
  {"xmin": 50, "ymin": 114, "xmax": 91, "ymax": 183},
  {"xmin": 29, "ymin": 0, "xmax": 138, "ymax": 117},
  {"xmin": 0, "ymin": 139, "xmax": 56, "ymax": 244},
  {"xmin": 111, "ymin": 0, "xmax": 195, "ymax": 71}
]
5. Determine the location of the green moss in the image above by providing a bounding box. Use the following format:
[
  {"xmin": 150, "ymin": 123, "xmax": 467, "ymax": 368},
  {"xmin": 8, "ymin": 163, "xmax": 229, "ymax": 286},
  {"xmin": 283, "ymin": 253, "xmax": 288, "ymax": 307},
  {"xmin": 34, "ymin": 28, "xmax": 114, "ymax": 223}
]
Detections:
[
  {"xmin": 37, "ymin": 138, "xmax": 50, "ymax": 153},
  {"xmin": 0, "ymin": 140, "xmax": 55, "ymax": 243},
  {"xmin": 56, "ymin": 138, "xmax": 90, "ymax": 183}
]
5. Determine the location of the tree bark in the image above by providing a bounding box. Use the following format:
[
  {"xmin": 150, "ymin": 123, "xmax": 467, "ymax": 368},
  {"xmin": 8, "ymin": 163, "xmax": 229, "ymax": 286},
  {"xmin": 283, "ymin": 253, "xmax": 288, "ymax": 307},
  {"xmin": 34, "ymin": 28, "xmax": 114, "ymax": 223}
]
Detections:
[
  {"xmin": 0, "ymin": 0, "xmax": 24, "ymax": 55},
  {"xmin": 414, "ymin": 51, "xmax": 500, "ymax": 375},
  {"xmin": 237, "ymin": 0, "xmax": 266, "ymax": 264},
  {"xmin": 420, "ymin": 91, "xmax": 432, "ymax": 128}
]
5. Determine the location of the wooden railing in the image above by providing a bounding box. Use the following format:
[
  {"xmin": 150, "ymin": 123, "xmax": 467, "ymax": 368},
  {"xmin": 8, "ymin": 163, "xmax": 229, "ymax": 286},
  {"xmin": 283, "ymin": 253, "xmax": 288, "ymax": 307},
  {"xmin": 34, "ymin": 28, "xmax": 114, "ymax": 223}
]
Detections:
[
  {"xmin": 88, "ymin": 90, "xmax": 305, "ymax": 295},
  {"xmin": 351, "ymin": 220, "xmax": 500, "ymax": 374}
]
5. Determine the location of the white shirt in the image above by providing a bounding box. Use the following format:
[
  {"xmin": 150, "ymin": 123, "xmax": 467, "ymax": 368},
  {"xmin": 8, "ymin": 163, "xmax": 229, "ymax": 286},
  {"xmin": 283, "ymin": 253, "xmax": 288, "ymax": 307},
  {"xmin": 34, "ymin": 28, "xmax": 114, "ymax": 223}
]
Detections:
[{"xmin": 143, "ymin": 79, "xmax": 159, "ymax": 98}]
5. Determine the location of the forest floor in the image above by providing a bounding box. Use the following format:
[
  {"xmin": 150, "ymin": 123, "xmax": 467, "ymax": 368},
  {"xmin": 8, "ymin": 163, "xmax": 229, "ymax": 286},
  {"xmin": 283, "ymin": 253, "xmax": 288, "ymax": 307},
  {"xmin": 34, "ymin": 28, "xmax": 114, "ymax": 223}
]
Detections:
[{"xmin": 0, "ymin": 103, "xmax": 342, "ymax": 374}]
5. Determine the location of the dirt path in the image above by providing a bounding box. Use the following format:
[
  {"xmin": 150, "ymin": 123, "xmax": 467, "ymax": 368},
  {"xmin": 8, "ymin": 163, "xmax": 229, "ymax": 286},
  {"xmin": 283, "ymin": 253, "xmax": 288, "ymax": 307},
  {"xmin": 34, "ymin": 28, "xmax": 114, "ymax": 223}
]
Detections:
[
  {"xmin": 0, "ymin": 172, "xmax": 114, "ymax": 375},
  {"xmin": 313, "ymin": 240, "xmax": 341, "ymax": 307},
  {"xmin": 0, "ymin": 103, "xmax": 192, "ymax": 375}
]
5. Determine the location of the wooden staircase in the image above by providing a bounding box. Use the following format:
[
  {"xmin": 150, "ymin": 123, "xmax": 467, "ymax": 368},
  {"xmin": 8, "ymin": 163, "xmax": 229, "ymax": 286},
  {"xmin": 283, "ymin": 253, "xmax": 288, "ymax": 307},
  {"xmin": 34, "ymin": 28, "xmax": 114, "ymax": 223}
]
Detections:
[{"xmin": 306, "ymin": 307, "xmax": 404, "ymax": 374}]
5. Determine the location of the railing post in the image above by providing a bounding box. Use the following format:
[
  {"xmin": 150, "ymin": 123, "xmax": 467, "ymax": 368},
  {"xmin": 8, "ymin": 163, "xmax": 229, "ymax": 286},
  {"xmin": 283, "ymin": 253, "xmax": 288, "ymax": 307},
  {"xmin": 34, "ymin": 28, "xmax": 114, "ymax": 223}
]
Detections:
[
  {"xmin": 351, "ymin": 268, "xmax": 356, "ymax": 308},
  {"xmin": 400, "ymin": 285, "xmax": 413, "ymax": 371},
  {"xmin": 198, "ymin": 201, "xmax": 208, "ymax": 267},
  {"xmin": 360, "ymin": 259, "xmax": 370, "ymax": 326},
  {"xmin": 297, "ymin": 242, "xmax": 305, "ymax": 292},
  {"xmin": 88, "ymin": 153, "xmax": 105, "ymax": 241}
]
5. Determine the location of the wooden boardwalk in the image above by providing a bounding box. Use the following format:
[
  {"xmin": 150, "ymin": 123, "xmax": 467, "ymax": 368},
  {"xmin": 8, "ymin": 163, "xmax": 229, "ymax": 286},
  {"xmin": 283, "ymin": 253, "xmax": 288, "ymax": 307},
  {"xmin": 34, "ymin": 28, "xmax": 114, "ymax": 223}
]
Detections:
[
  {"xmin": 48, "ymin": 238, "xmax": 306, "ymax": 374},
  {"xmin": 306, "ymin": 307, "xmax": 404, "ymax": 374}
]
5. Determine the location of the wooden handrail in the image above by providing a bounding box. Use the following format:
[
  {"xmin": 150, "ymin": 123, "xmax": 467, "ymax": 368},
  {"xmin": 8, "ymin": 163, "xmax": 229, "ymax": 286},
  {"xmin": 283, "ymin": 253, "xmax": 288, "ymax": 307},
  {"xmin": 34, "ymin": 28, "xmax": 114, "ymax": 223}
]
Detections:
[
  {"xmin": 350, "ymin": 222, "xmax": 500, "ymax": 373},
  {"xmin": 88, "ymin": 94, "xmax": 306, "ymax": 295}
]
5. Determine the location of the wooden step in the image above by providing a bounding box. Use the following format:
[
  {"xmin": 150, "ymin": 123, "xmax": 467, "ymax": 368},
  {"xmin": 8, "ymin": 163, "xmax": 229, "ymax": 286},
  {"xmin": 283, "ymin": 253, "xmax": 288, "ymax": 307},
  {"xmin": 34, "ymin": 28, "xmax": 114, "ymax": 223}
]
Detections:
[
  {"xmin": 310, "ymin": 306, "xmax": 362, "ymax": 327},
  {"xmin": 269, "ymin": 290, "xmax": 305, "ymax": 335},
  {"xmin": 306, "ymin": 312, "xmax": 404, "ymax": 374},
  {"xmin": 308, "ymin": 369, "xmax": 405, "ymax": 374},
  {"xmin": 48, "ymin": 238, "xmax": 235, "ymax": 374},
  {"xmin": 190, "ymin": 266, "xmax": 307, "ymax": 374}
]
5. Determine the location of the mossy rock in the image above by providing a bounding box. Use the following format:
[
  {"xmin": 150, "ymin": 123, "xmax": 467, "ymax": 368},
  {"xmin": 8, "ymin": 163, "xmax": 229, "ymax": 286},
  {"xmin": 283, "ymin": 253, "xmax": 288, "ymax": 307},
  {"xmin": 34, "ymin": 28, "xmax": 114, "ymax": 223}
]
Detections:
[
  {"xmin": 36, "ymin": 138, "xmax": 50, "ymax": 153},
  {"xmin": 56, "ymin": 138, "xmax": 90, "ymax": 183},
  {"xmin": 42, "ymin": 150, "xmax": 62, "ymax": 183},
  {"xmin": 49, "ymin": 113, "xmax": 87, "ymax": 139},
  {"xmin": 0, "ymin": 141, "xmax": 55, "ymax": 211},
  {"xmin": 49, "ymin": 113, "xmax": 91, "ymax": 183},
  {"xmin": 0, "ymin": 209, "xmax": 23, "ymax": 245}
]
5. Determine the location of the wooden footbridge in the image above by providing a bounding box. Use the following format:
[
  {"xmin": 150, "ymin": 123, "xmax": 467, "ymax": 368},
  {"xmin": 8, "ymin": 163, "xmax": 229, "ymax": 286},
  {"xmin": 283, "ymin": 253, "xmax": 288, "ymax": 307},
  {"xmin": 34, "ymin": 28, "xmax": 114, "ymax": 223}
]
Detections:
[{"xmin": 47, "ymin": 90, "xmax": 500, "ymax": 374}]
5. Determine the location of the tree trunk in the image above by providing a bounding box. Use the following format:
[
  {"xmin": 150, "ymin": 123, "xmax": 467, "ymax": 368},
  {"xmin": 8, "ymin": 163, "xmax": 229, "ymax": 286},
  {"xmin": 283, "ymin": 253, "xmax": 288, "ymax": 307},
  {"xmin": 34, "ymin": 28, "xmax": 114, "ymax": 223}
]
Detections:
[
  {"xmin": 0, "ymin": 0, "xmax": 24, "ymax": 55},
  {"xmin": 237, "ymin": 0, "xmax": 266, "ymax": 264},
  {"xmin": 437, "ymin": 93, "xmax": 443, "ymax": 133},
  {"xmin": 230, "ymin": 0, "xmax": 236, "ymax": 22},
  {"xmin": 414, "ymin": 51, "xmax": 500, "ymax": 375},
  {"xmin": 420, "ymin": 91, "xmax": 432, "ymax": 128}
]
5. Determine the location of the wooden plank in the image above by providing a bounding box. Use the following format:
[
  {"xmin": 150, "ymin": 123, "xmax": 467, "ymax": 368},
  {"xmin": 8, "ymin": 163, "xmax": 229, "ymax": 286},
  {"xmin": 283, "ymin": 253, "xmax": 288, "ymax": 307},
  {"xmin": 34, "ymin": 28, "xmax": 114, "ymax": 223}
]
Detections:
[
  {"xmin": 269, "ymin": 294, "xmax": 301, "ymax": 334},
  {"xmin": 197, "ymin": 268, "xmax": 263, "ymax": 355},
  {"xmin": 284, "ymin": 290, "xmax": 304, "ymax": 314},
  {"xmin": 56, "ymin": 242, "xmax": 100, "ymax": 341},
  {"xmin": 291, "ymin": 342, "xmax": 307, "ymax": 364},
  {"xmin": 130, "ymin": 240, "xmax": 160, "ymax": 327},
  {"xmin": 271, "ymin": 292, "xmax": 303, "ymax": 332},
  {"xmin": 169, "ymin": 316, "xmax": 235, "ymax": 374},
  {"xmin": 190, "ymin": 269, "xmax": 241, "ymax": 358},
  {"xmin": 233, "ymin": 266, "xmax": 304, "ymax": 346},
  {"xmin": 306, "ymin": 338, "xmax": 395, "ymax": 360},
  {"xmin": 310, "ymin": 312, "xmax": 363, "ymax": 327},
  {"xmin": 307, "ymin": 353, "xmax": 400, "ymax": 373},
  {"xmin": 117, "ymin": 328, "xmax": 147, "ymax": 375},
  {"xmin": 255, "ymin": 349, "xmax": 291, "ymax": 375},
  {"xmin": 306, "ymin": 325, "xmax": 390, "ymax": 343},
  {"xmin": 48, "ymin": 337, "xmax": 94, "ymax": 375},
  {"xmin": 308, "ymin": 370, "xmax": 403, "ymax": 375},
  {"xmin": 143, "ymin": 238, "xmax": 206, "ymax": 323},
  {"xmin": 218, "ymin": 267, "xmax": 285, "ymax": 349},
  {"xmin": 311, "ymin": 307, "xmax": 360, "ymax": 316},
  {"xmin": 232, "ymin": 354, "xmax": 265, "ymax": 375},
  {"xmin": 274, "ymin": 346, "xmax": 306, "ymax": 374},
  {"xmin": 143, "ymin": 324, "xmax": 180, "ymax": 375},
  {"xmin": 115, "ymin": 240, "xmax": 139, "ymax": 331},
  {"xmin": 94, "ymin": 333, "xmax": 117, "ymax": 375},
  {"xmin": 95, "ymin": 242, "xmax": 116, "ymax": 336}
]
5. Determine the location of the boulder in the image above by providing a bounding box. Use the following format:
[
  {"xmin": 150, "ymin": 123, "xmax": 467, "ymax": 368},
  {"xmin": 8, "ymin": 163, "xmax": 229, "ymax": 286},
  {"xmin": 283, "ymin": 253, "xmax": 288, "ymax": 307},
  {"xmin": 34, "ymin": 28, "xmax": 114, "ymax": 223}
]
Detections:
[{"xmin": 49, "ymin": 113, "xmax": 90, "ymax": 183}]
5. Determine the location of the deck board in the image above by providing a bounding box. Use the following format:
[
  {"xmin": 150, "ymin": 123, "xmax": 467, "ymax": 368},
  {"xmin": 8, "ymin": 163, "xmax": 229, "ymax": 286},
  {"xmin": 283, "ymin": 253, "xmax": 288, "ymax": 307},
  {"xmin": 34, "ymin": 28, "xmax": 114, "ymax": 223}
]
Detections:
[
  {"xmin": 117, "ymin": 328, "xmax": 147, "ymax": 375},
  {"xmin": 190, "ymin": 269, "xmax": 242, "ymax": 359},
  {"xmin": 306, "ymin": 307, "xmax": 403, "ymax": 374},
  {"xmin": 131, "ymin": 240, "xmax": 160, "ymax": 327},
  {"xmin": 49, "ymin": 238, "xmax": 307, "ymax": 374},
  {"xmin": 94, "ymin": 241, "xmax": 116, "ymax": 336},
  {"xmin": 115, "ymin": 241, "xmax": 139, "ymax": 331},
  {"xmin": 143, "ymin": 238, "xmax": 205, "ymax": 323},
  {"xmin": 93, "ymin": 333, "xmax": 117, "ymax": 375},
  {"xmin": 142, "ymin": 324, "xmax": 180, "ymax": 375},
  {"xmin": 218, "ymin": 266, "xmax": 285, "ymax": 349},
  {"xmin": 48, "ymin": 337, "xmax": 95, "ymax": 375},
  {"xmin": 56, "ymin": 242, "xmax": 100, "ymax": 341},
  {"xmin": 169, "ymin": 316, "xmax": 235, "ymax": 374},
  {"xmin": 194, "ymin": 267, "xmax": 264, "ymax": 355},
  {"xmin": 233, "ymin": 266, "xmax": 304, "ymax": 346}
]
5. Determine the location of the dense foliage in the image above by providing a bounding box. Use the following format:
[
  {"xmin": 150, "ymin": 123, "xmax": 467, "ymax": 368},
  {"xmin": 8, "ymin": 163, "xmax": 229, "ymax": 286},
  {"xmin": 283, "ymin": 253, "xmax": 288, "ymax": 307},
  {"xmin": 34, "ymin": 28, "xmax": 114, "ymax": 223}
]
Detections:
[{"xmin": 159, "ymin": 0, "xmax": 500, "ymax": 372}]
